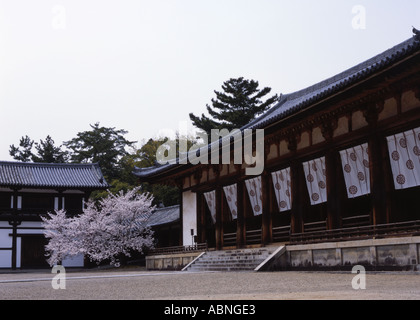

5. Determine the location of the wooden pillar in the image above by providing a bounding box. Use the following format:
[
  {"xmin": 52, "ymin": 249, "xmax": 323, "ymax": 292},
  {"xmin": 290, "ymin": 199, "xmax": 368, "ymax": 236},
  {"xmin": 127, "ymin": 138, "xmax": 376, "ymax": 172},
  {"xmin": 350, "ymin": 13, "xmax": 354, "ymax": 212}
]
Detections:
[
  {"xmin": 215, "ymin": 187, "xmax": 223, "ymax": 250},
  {"xmin": 382, "ymin": 138, "xmax": 395, "ymax": 224},
  {"xmin": 290, "ymin": 160, "xmax": 304, "ymax": 234},
  {"xmin": 178, "ymin": 184, "xmax": 184, "ymax": 246},
  {"xmin": 57, "ymin": 189, "xmax": 64, "ymax": 211},
  {"xmin": 322, "ymin": 120, "xmax": 341, "ymax": 230},
  {"xmin": 261, "ymin": 172, "xmax": 272, "ymax": 245},
  {"xmin": 10, "ymin": 189, "xmax": 20, "ymax": 270},
  {"xmin": 325, "ymin": 150, "xmax": 343, "ymax": 229},
  {"xmin": 197, "ymin": 193, "xmax": 206, "ymax": 244},
  {"xmin": 288, "ymin": 133, "xmax": 304, "ymax": 234},
  {"xmin": 236, "ymin": 181, "xmax": 245, "ymax": 248},
  {"xmin": 364, "ymin": 102, "xmax": 387, "ymax": 225}
]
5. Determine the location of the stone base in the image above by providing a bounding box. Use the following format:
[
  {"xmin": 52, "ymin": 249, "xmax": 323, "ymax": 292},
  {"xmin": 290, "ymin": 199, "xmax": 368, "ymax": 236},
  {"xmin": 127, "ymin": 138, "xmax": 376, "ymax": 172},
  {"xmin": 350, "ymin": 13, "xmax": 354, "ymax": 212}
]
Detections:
[
  {"xmin": 146, "ymin": 252, "xmax": 203, "ymax": 271},
  {"xmin": 281, "ymin": 236, "xmax": 420, "ymax": 271}
]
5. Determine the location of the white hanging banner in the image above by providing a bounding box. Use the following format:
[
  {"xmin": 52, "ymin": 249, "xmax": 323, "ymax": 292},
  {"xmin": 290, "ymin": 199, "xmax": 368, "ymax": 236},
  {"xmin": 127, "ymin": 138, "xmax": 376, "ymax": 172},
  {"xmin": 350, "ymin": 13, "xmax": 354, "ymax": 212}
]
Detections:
[
  {"xmin": 204, "ymin": 190, "xmax": 216, "ymax": 224},
  {"xmin": 271, "ymin": 168, "xmax": 292, "ymax": 212},
  {"xmin": 386, "ymin": 127, "xmax": 420, "ymax": 190},
  {"xmin": 245, "ymin": 176, "xmax": 263, "ymax": 216},
  {"xmin": 302, "ymin": 157, "xmax": 327, "ymax": 205},
  {"xmin": 223, "ymin": 184, "xmax": 238, "ymax": 220},
  {"xmin": 339, "ymin": 143, "xmax": 371, "ymax": 198}
]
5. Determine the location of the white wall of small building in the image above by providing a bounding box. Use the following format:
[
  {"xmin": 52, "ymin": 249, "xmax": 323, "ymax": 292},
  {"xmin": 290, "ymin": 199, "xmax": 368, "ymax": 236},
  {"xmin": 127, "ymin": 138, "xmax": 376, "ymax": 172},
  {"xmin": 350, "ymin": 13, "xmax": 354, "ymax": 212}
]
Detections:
[
  {"xmin": 182, "ymin": 191, "xmax": 197, "ymax": 246},
  {"xmin": 0, "ymin": 221, "xmax": 84, "ymax": 268},
  {"xmin": 0, "ymin": 221, "xmax": 12, "ymax": 268}
]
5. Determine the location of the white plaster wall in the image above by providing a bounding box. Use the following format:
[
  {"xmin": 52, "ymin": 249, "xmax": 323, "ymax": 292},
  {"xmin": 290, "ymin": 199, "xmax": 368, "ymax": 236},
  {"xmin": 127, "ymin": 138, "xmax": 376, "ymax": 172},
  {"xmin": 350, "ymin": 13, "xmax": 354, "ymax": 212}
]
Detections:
[
  {"xmin": 18, "ymin": 221, "xmax": 44, "ymax": 234},
  {"xmin": 62, "ymin": 254, "xmax": 84, "ymax": 267},
  {"xmin": 0, "ymin": 222, "xmax": 12, "ymax": 268},
  {"xmin": 0, "ymin": 222, "xmax": 12, "ymax": 247},
  {"xmin": 0, "ymin": 221, "xmax": 85, "ymax": 268},
  {"xmin": 182, "ymin": 191, "xmax": 197, "ymax": 246},
  {"xmin": 0, "ymin": 251, "xmax": 11, "ymax": 268}
]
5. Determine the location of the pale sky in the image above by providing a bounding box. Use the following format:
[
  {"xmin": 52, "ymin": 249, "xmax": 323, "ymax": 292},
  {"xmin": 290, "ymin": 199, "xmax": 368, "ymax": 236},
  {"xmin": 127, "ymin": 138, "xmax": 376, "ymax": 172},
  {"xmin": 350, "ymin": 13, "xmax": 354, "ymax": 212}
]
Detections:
[{"xmin": 1, "ymin": 0, "xmax": 420, "ymax": 160}]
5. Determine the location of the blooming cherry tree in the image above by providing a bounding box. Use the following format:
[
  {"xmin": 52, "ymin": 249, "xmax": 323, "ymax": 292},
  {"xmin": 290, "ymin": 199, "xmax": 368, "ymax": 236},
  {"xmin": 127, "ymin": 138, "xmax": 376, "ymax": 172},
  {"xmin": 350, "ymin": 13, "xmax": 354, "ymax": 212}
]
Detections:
[{"xmin": 42, "ymin": 188, "xmax": 155, "ymax": 266}]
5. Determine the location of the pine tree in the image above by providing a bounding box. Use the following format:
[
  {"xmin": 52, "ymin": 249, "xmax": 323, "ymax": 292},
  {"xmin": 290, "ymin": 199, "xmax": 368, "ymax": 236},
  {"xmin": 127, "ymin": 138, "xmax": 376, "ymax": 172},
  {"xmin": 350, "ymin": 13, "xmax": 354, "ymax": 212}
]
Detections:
[
  {"xmin": 9, "ymin": 135, "xmax": 34, "ymax": 162},
  {"xmin": 9, "ymin": 135, "xmax": 68, "ymax": 163},
  {"xmin": 64, "ymin": 123, "xmax": 136, "ymax": 180},
  {"xmin": 32, "ymin": 135, "xmax": 68, "ymax": 163},
  {"xmin": 189, "ymin": 77, "xmax": 279, "ymax": 135}
]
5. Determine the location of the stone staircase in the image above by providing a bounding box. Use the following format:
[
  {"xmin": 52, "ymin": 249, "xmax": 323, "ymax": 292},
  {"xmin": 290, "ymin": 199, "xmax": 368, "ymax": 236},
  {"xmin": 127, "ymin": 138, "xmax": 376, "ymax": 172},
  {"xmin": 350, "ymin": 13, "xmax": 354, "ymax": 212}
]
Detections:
[{"xmin": 183, "ymin": 247, "xmax": 278, "ymax": 272}]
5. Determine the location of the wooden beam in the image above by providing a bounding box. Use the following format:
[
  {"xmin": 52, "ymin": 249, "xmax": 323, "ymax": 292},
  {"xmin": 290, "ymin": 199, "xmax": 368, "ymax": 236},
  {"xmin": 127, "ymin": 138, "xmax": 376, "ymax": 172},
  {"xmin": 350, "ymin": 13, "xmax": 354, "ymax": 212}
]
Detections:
[{"xmin": 236, "ymin": 182, "xmax": 245, "ymax": 248}]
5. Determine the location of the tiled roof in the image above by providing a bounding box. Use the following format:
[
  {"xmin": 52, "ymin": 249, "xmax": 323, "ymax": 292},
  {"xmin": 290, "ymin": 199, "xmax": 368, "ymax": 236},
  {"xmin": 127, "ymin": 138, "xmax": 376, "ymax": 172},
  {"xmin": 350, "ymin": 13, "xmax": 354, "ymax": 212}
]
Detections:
[
  {"xmin": 133, "ymin": 34, "xmax": 420, "ymax": 179},
  {"xmin": 146, "ymin": 205, "xmax": 180, "ymax": 227},
  {"xmin": 245, "ymin": 37, "xmax": 420, "ymax": 130},
  {"xmin": 0, "ymin": 161, "xmax": 109, "ymax": 189}
]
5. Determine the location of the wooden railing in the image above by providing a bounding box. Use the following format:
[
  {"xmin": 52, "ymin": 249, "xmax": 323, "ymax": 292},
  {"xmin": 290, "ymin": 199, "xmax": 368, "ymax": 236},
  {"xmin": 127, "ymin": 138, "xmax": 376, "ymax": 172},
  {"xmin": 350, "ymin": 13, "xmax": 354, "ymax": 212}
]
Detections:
[
  {"xmin": 223, "ymin": 232, "xmax": 237, "ymax": 247},
  {"xmin": 342, "ymin": 215, "xmax": 371, "ymax": 228},
  {"xmin": 291, "ymin": 220, "xmax": 420, "ymax": 244},
  {"xmin": 304, "ymin": 220, "xmax": 327, "ymax": 233},
  {"xmin": 246, "ymin": 229, "xmax": 262, "ymax": 245},
  {"xmin": 272, "ymin": 225, "xmax": 291, "ymax": 242}
]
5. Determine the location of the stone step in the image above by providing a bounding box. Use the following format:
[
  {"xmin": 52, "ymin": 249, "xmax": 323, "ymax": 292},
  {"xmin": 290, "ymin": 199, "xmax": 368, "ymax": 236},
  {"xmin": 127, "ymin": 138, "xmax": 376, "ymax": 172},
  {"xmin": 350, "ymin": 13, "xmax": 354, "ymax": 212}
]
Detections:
[
  {"xmin": 197, "ymin": 256, "xmax": 269, "ymax": 261},
  {"xmin": 184, "ymin": 247, "xmax": 277, "ymax": 272},
  {"xmin": 188, "ymin": 264, "xmax": 258, "ymax": 270},
  {"xmin": 192, "ymin": 261, "xmax": 264, "ymax": 267}
]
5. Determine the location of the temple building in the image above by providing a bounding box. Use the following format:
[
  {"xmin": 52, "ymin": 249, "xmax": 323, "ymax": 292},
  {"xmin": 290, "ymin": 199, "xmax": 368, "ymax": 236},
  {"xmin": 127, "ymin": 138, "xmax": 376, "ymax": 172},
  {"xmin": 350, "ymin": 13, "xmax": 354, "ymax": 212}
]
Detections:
[
  {"xmin": 134, "ymin": 31, "xmax": 420, "ymax": 259},
  {"xmin": 0, "ymin": 161, "xmax": 108, "ymax": 269}
]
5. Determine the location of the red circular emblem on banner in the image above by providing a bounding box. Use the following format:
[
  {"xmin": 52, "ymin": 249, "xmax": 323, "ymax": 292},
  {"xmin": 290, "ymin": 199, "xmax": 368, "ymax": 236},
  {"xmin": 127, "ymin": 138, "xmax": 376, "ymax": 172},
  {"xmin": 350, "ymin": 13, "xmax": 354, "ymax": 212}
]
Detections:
[
  {"xmin": 344, "ymin": 164, "xmax": 351, "ymax": 173},
  {"xmin": 396, "ymin": 174, "xmax": 406, "ymax": 185},
  {"xmin": 307, "ymin": 174, "xmax": 314, "ymax": 183},
  {"xmin": 363, "ymin": 159, "xmax": 369, "ymax": 168},
  {"xmin": 349, "ymin": 185, "xmax": 358, "ymax": 195},
  {"xmin": 391, "ymin": 151, "xmax": 400, "ymax": 161},
  {"xmin": 406, "ymin": 160, "xmax": 414, "ymax": 170}
]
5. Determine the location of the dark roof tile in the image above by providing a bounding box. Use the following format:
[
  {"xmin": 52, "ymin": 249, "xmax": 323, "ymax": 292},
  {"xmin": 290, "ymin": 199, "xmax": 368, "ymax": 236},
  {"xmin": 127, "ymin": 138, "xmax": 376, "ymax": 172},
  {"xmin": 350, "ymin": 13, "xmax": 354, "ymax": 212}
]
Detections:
[{"xmin": 0, "ymin": 161, "xmax": 109, "ymax": 189}]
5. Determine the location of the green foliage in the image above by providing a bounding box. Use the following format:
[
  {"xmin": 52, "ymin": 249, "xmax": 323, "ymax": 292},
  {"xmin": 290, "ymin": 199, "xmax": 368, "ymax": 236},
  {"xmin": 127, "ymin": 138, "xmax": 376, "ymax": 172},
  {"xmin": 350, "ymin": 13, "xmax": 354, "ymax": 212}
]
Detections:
[
  {"xmin": 189, "ymin": 77, "xmax": 279, "ymax": 135},
  {"xmin": 9, "ymin": 135, "xmax": 68, "ymax": 163},
  {"xmin": 32, "ymin": 135, "xmax": 69, "ymax": 163},
  {"xmin": 9, "ymin": 135, "xmax": 34, "ymax": 162},
  {"xmin": 63, "ymin": 122, "xmax": 136, "ymax": 181}
]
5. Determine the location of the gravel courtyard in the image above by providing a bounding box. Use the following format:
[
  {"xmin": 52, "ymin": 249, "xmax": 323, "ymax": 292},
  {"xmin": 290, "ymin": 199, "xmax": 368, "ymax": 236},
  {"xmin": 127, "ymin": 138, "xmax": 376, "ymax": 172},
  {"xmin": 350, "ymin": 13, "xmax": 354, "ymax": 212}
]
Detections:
[{"xmin": 0, "ymin": 268, "xmax": 419, "ymax": 300}]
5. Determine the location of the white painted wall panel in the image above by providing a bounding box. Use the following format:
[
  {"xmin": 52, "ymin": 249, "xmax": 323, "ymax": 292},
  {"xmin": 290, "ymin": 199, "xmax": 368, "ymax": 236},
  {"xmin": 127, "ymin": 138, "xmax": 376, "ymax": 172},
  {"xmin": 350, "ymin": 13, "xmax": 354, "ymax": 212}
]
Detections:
[
  {"xmin": 182, "ymin": 191, "xmax": 197, "ymax": 246},
  {"xmin": 62, "ymin": 254, "xmax": 84, "ymax": 267}
]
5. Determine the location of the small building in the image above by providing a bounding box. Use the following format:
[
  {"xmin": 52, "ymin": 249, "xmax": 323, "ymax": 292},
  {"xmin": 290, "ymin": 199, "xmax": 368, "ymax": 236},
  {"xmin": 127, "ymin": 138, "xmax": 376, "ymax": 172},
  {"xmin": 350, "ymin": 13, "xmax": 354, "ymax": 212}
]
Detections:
[
  {"xmin": 0, "ymin": 161, "xmax": 108, "ymax": 269},
  {"xmin": 147, "ymin": 205, "xmax": 181, "ymax": 248},
  {"xmin": 133, "ymin": 32, "xmax": 420, "ymax": 263}
]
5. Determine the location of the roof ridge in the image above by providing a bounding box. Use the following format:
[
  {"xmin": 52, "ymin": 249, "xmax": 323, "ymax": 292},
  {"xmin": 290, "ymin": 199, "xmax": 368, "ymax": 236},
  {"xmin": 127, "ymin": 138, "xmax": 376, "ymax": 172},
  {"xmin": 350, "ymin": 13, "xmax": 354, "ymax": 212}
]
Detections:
[
  {"xmin": 285, "ymin": 37, "xmax": 417, "ymax": 101},
  {"xmin": 0, "ymin": 161, "xmax": 99, "ymax": 167}
]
